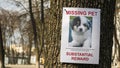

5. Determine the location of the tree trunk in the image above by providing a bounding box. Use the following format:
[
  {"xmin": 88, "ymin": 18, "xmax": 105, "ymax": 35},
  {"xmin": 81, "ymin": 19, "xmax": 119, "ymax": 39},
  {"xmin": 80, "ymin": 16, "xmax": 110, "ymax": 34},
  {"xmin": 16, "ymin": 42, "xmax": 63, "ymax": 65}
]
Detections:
[
  {"xmin": 27, "ymin": 36, "xmax": 32, "ymax": 64},
  {"xmin": 28, "ymin": 0, "xmax": 40, "ymax": 68},
  {"xmin": 0, "ymin": 23, "xmax": 5, "ymax": 68},
  {"xmin": 43, "ymin": 0, "xmax": 116, "ymax": 68}
]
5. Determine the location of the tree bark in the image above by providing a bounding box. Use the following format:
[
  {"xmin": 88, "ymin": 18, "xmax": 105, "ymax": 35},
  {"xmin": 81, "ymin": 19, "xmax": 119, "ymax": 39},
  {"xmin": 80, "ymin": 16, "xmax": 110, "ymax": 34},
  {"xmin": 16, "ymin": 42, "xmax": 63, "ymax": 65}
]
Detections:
[{"xmin": 43, "ymin": 0, "xmax": 116, "ymax": 68}]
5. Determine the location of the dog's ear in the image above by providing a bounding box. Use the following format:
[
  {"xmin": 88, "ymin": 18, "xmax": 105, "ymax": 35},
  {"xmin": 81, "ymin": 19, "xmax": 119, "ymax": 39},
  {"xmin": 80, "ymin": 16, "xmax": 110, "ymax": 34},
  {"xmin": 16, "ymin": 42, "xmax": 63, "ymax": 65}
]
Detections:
[
  {"xmin": 70, "ymin": 16, "xmax": 80, "ymax": 30},
  {"xmin": 87, "ymin": 19, "xmax": 92, "ymax": 28},
  {"xmin": 70, "ymin": 21, "xmax": 74, "ymax": 29},
  {"xmin": 85, "ymin": 17, "xmax": 92, "ymax": 28}
]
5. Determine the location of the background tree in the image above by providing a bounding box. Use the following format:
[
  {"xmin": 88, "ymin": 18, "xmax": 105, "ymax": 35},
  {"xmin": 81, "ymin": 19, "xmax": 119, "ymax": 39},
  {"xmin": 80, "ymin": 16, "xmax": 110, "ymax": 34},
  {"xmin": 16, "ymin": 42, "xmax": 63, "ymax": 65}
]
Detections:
[
  {"xmin": 0, "ymin": 8, "xmax": 20, "ymax": 65},
  {"xmin": 0, "ymin": 18, "xmax": 5, "ymax": 68},
  {"xmin": 28, "ymin": 0, "xmax": 40, "ymax": 68}
]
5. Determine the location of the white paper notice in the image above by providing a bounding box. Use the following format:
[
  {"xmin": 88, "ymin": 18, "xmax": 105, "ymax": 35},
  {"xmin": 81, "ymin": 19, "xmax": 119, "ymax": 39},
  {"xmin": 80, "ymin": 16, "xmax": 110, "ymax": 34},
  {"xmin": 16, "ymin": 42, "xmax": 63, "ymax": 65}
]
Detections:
[{"xmin": 60, "ymin": 7, "xmax": 101, "ymax": 64}]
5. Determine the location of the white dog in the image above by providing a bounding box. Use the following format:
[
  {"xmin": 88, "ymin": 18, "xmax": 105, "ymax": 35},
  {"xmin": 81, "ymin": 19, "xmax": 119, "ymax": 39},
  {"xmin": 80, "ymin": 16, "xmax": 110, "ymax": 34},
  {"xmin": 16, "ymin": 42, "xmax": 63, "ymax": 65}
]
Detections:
[{"xmin": 69, "ymin": 16, "xmax": 92, "ymax": 48}]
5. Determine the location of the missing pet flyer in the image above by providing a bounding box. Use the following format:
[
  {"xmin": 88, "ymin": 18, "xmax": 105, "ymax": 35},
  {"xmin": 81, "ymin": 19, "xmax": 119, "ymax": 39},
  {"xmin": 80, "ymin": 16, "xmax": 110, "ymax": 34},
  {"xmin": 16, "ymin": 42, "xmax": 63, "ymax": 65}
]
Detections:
[{"xmin": 60, "ymin": 7, "xmax": 101, "ymax": 64}]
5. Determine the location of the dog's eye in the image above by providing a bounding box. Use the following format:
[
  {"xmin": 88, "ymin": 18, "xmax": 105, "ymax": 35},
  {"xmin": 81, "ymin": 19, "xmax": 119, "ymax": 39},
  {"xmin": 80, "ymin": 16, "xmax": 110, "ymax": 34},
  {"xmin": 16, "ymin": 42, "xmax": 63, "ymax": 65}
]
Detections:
[{"xmin": 83, "ymin": 24, "xmax": 87, "ymax": 27}]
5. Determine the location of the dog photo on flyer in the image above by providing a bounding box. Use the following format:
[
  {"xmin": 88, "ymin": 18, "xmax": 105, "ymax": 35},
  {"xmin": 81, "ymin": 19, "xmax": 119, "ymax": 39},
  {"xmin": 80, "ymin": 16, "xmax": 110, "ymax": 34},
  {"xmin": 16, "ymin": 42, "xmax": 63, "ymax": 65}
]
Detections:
[{"xmin": 68, "ymin": 16, "xmax": 92, "ymax": 48}]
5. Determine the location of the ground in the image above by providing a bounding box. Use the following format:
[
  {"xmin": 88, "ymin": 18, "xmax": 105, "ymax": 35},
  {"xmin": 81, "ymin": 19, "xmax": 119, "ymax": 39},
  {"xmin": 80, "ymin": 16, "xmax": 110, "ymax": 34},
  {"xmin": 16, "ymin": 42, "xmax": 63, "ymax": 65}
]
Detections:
[
  {"xmin": 5, "ymin": 64, "xmax": 120, "ymax": 68},
  {"xmin": 5, "ymin": 65, "xmax": 44, "ymax": 68}
]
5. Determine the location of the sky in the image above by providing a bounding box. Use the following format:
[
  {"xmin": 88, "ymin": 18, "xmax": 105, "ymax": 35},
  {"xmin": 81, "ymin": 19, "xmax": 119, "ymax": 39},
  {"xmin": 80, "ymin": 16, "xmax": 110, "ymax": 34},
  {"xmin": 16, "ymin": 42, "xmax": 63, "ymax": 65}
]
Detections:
[
  {"xmin": 0, "ymin": 0, "xmax": 28, "ymax": 12},
  {"xmin": 0, "ymin": 0, "xmax": 19, "ymax": 11},
  {"xmin": 0, "ymin": 0, "xmax": 50, "ymax": 12}
]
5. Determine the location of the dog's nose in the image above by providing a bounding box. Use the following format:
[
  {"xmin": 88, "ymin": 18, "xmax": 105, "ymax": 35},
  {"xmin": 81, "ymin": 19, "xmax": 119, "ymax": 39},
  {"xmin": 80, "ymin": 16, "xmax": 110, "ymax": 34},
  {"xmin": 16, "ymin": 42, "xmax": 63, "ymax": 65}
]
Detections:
[{"xmin": 79, "ymin": 28, "xmax": 83, "ymax": 32}]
